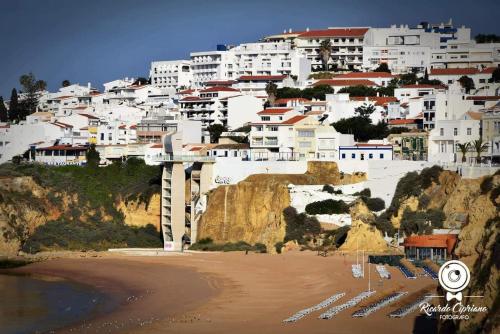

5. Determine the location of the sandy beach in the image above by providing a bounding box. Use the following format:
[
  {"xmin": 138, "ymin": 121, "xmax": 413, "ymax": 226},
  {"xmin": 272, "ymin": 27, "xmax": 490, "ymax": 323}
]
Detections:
[{"xmin": 4, "ymin": 251, "xmax": 438, "ymax": 334}]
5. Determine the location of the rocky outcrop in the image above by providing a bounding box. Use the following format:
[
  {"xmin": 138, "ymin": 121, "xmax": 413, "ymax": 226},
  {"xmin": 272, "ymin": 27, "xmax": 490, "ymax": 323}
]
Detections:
[
  {"xmin": 339, "ymin": 219, "xmax": 390, "ymax": 253},
  {"xmin": 116, "ymin": 194, "xmax": 161, "ymax": 231},
  {"xmin": 197, "ymin": 162, "xmax": 359, "ymax": 252},
  {"xmin": 0, "ymin": 176, "xmax": 161, "ymax": 255}
]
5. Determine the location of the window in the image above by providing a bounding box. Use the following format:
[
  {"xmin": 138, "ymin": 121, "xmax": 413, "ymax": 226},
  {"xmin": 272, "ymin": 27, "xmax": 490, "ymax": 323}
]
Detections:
[
  {"xmin": 467, "ymin": 128, "xmax": 472, "ymax": 135},
  {"xmin": 440, "ymin": 128, "xmax": 444, "ymax": 136},
  {"xmin": 351, "ymin": 153, "xmax": 356, "ymax": 159},
  {"xmin": 268, "ymin": 126, "xmax": 279, "ymax": 131},
  {"xmin": 369, "ymin": 153, "xmax": 373, "ymax": 159},
  {"xmin": 108, "ymin": 133, "xmax": 112, "ymax": 141},
  {"xmin": 379, "ymin": 153, "xmax": 384, "ymax": 159},
  {"xmin": 100, "ymin": 133, "xmax": 104, "ymax": 140},
  {"xmin": 360, "ymin": 153, "xmax": 365, "ymax": 160},
  {"xmin": 297, "ymin": 130, "xmax": 314, "ymax": 137},
  {"xmin": 261, "ymin": 116, "xmax": 270, "ymax": 121},
  {"xmin": 341, "ymin": 153, "xmax": 346, "ymax": 159},
  {"xmin": 454, "ymin": 128, "xmax": 458, "ymax": 136},
  {"xmin": 299, "ymin": 141, "xmax": 311, "ymax": 148}
]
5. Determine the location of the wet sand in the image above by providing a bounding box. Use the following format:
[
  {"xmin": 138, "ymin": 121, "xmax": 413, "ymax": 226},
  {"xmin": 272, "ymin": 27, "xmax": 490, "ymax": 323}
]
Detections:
[{"xmin": 5, "ymin": 251, "xmax": 438, "ymax": 334}]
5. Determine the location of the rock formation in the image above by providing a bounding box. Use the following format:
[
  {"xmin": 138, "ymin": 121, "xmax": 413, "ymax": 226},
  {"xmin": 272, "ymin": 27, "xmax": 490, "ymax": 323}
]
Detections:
[{"xmin": 197, "ymin": 161, "xmax": 361, "ymax": 252}]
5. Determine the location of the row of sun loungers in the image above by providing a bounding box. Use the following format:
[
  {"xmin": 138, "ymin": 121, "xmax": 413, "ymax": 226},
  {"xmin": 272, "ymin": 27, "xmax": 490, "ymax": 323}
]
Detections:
[
  {"xmin": 352, "ymin": 264, "xmax": 363, "ymax": 278},
  {"xmin": 283, "ymin": 292, "xmax": 345, "ymax": 323},
  {"xmin": 352, "ymin": 292, "xmax": 408, "ymax": 318},
  {"xmin": 319, "ymin": 290, "xmax": 376, "ymax": 319},
  {"xmin": 388, "ymin": 294, "xmax": 433, "ymax": 318},
  {"xmin": 398, "ymin": 265, "xmax": 416, "ymax": 279},
  {"xmin": 376, "ymin": 265, "xmax": 391, "ymax": 279},
  {"xmin": 422, "ymin": 266, "xmax": 438, "ymax": 280}
]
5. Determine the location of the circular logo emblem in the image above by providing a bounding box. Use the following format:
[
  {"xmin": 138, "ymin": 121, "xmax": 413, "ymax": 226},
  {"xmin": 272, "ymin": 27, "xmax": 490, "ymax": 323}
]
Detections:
[{"xmin": 438, "ymin": 260, "xmax": 470, "ymax": 293}]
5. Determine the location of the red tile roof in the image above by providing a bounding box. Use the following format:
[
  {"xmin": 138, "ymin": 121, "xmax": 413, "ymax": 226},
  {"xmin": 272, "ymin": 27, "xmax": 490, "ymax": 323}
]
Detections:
[
  {"xmin": 190, "ymin": 147, "xmax": 203, "ymax": 151},
  {"xmin": 465, "ymin": 96, "xmax": 500, "ymax": 101},
  {"xmin": 77, "ymin": 113, "xmax": 99, "ymax": 119},
  {"xmin": 281, "ymin": 115, "xmax": 308, "ymax": 124},
  {"xmin": 238, "ymin": 75, "xmax": 287, "ymax": 81},
  {"xmin": 313, "ymin": 79, "xmax": 377, "ymax": 87},
  {"xmin": 118, "ymin": 124, "xmax": 126, "ymax": 129},
  {"xmin": 297, "ymin": 28, "xmax": 369, "ymax": 38},
  {"xmin": 150, "ymin": 144, "xmax": 163, "ymax": 148},
  {"xmin": 205, "ymin": 80, "xmax": 236, "ymax": 86},
  {"xmin": 480, "ymin": 67, "xmax": 498, "ymax": 74},
  {"xmin": 180, "ymin": 96, "xmax": 203, "ymax": 102},
  {"xmin": 200, "ymin": 86, "xmax": 239, "ymax": 93},
  {"xmin": 334, "ymin": 72, "xmax": 396, "ymax": 79},
  {"xmin": 350, "ymin": 96, "xmax": 398, "ymax": 106},
  {"xmin": 178, "ymin": 89, "xmax": 195, "ymax": 95},
  {"xmin": 274, "ymin": 98, "xmax": 311, "ymax": 105},
  {"xmin": 52, "ymin": 121, "xmax": 73, "ymax": 128},
  {"xmin": 257, "ymin": 108, "xmax": 293, "ymax": 115},
  {"xmin": 129, "ymin": 125, "xmax": 137, "ymax": 129},
  {"xmin": 36, "ymin": 145, "xmax": 87, "ymax": 151},
  {"xmin": 388, "ymin": 119, "xmax": 417, "ymax": 125},
  {"xmin": 430, "ymin": 68, "xmax": 479, "ymax": 76},
  {"xmin": 465, "ymin": 111, "xmax": 483, "ymax": 120},
  {"xmin": 403, "ymin": 234, "xmax": 457, "ymax": 254},
  {"xmin": 400, "ymin": 84, "xmax": 447, "ymax": 89}
]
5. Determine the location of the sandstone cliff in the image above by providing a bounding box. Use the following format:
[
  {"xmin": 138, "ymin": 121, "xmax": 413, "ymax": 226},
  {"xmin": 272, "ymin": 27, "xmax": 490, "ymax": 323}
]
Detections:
[
  {"xmin": 197, "ymin": 162, "xmax": 364, "ymax": 251},
  {"xmin": 0, "ymin": 175, "xmax": 161, "ymax": 256}
]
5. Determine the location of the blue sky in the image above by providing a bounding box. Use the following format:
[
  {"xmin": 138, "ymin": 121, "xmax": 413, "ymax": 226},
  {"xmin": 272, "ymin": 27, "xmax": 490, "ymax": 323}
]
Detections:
[{"xmin": 1, "ymin": 0, "xmax": 499, "ymax": 98}]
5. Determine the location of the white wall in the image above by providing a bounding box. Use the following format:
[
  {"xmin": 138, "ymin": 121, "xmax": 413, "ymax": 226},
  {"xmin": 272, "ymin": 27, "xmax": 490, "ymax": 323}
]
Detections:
[
  {"xmin": 210, "ymin": 158, "xmax": 307, "ymax": 188},
  {"xmin": 227, "ymin": 95, "xmax": 263, "ymax": 130}
]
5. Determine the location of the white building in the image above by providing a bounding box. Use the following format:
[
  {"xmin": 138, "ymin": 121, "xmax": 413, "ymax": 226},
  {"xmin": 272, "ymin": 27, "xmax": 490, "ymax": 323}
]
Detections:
[
  {"xmin": 338, "ymin": 144, "xmax": 394, "ymax": 161},
  {"xmin": 294, "ymin": 27, "xmax": 369, "ymax": 71},
  {"xmin": 190, "ymin": 50, "xmax": 235, "ymax": 88},
  {"xmin": 429, "ymin": 67, "xmax": 497, "ymax": 89},
  {"xmin": 179, "ymin": 86, "xmax": 241, "ymax": 129},
  {"xmin": 226, "ymin": 94, "xmax": 264, "ymax": 130},
  {"xmin": 150, "ymin": 60, "xmax": 192, "ymax": 90},
  {"xmin": 231, "ymin": 42, "xmax": 311, "ymax": 81},
  {"xmin": 324, "ymin": 93, "xmax": 396, "ymax": 124},
  {"xmin": 233, "ymin": 74, "xmax": 287, "ymax": 96}
]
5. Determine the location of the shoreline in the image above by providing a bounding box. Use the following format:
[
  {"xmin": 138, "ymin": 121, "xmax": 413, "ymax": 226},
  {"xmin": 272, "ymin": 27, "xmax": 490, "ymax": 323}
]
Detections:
[
  {"xmin": 2, "ymin": 254, "xmax": 223, "ymax": 333},
  {"xmin": 2, "ymin": 251, "xmax": 438, "ymax": 334}
]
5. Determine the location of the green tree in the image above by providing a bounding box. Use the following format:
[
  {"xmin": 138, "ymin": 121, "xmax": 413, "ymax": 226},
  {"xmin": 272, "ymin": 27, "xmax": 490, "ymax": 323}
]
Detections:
[
  {"xmin": 354, "ymin": 103, "xmax": 376, "ymax": 118},
  {"xmin": 265, "ymin": 81, "xmax": 278, "ymax": 106},
  {"xmin": 490, "ymin": 67, "xmax": 500, "ymax": 83},
  {"xmin": 332, "ymin": 116, "xmax": 388, "ymax": 142},
  {"xmin": 207, "ymin": 124, "xmax": 227, "ymax": 143},
  {"xmin": 398, "ymin": 73, "xmax": 418, "ymax": 86},
  {"xmin": 318, "ymin": 40, "xmax": 332, "ymax": 71},
  {"xmin": 374, "ymin": 63, "xmax": 390, "ymax": 73},
  {"xmin": 301, "ymin": 85, "xmax": 334, "ymax": 100},
  {"xmin": 458, "ymin": 75, "xmax": 475, "ymax": 93},
  {"xmin": 338, "ymin": 85, "xmax": 378, "ymax": 97},
  {"xmin": 62, "ymin": 80, "xmax": 71, "ymax": 87},
  {"xmin": 0, "ymin": 96, "xmax": 8, "ymax": 122},
  {"xmin": 456, "ymin": 142, "xmax": 470, "ymax": 163},
  {"xmin": 475, "ymin": 34, "xmax": 500, "ymax": 43},
  {"xmin": 8, "ymin": 88, "xmax": 19, "ymax": 122},
  {"xmin": 19, "ymin": 72, "xmax": 47, "ymax": 119},
  {"xmin": 470, "ymin": 139, "xmax": 488, "ymax": 164},
  {"xmin": 85, "ymin": 144, "xmax": 100, "ymax": 168}
]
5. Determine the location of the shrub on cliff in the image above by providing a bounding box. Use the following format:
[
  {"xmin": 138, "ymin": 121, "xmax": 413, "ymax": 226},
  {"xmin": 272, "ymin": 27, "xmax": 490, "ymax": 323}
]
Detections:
[
  {"xmin": 353, "ymin": 188, "xmax": 371, "ymax": 197},
  {"xmin": 400, "ymin": 208, "xmax": 445, "ymax": 236},
  {"xmin": 372, "ymin": 211, "xmax": 396, "ymax": 236},
  {"xmin": 322, "ymin": 184, "xmax": 342, "ymax": 194},
  {"xmin": 283, "ymin": 207, "xmax": 321, "ymax": 245},
  {"xmin": 420, "ymin": 165, "xmax": 443, "ymax": 189},
  {"xmin": 363, "ymin": 197, "xmax": 385, "ymax": 211},
  {"xmin": 189, "ymin": 240, "xmax": 266, "ymax": 252},
  {"xmin": 22, "ymin": 220, "xmax": 162, "ymax": 253},
  {"xmin": 305, "ymin": 199, "xmax": 350, "ymax": 215}
]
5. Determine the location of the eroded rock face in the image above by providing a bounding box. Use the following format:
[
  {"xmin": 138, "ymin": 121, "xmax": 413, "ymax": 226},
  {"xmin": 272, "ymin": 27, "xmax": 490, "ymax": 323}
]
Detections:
[
  {"xmin": 116, "ymin": 194, "xmax": 161, "ymax": 231},
  {"xmin": 197, "ymin": 162, "xmax": 353, "ymax": 252},
  {"xmin": 0, "ymin": 176, "xmax": 161, "ymax": 255},
  {"xmin": 349, "ymin": 200, "xmax": 375, "ymax": 223},
  {"xmin": 339, "ymin": 219, "xmax": 390, "ymax": 253}
]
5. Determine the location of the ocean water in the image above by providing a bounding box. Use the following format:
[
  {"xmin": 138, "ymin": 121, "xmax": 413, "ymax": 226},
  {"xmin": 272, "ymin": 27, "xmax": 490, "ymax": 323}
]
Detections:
[{"xmin": 0, "ymin": 273, "xmax": 117, "ymax": 334}]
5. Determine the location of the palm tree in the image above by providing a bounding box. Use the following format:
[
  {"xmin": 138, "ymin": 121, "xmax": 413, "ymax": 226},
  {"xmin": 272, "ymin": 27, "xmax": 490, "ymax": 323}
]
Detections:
[
  {"xmin": 319, "ymin": 40, "xmax": 332, "ymax": 71},
  {"xmin": 265, "ymin": 81, "xmax": 278, "ymax": 106},
  {"xmin": 456, "ymin": 142, "xmax": 470, "ymax": 163},
  {"xmin": 470, "ymin": 139, "xmax": 488, "ymax": 164}
]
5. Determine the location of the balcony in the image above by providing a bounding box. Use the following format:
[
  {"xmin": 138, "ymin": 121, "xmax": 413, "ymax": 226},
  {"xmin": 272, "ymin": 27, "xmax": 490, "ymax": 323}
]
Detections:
[{"xmin": 152, "ymin": 154, "xmax": 216, "ymax": 163}]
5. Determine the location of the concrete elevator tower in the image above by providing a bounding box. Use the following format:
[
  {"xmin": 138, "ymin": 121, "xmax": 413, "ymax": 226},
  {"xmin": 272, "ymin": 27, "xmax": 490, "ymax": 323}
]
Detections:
[{"xmin": 159, "ymin": 131, "xmax": 215, "ymax": 251}]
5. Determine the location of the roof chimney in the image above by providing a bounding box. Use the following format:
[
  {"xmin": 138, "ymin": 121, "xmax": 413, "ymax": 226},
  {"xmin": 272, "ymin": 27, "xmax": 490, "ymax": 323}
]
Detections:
[
  {"xmin": 289, "ymin": 28, "xmax": 292, "ymax": 33},
  {"xmin": 306, "ymin": 27, "xmax": 310, "ymax": 32}
]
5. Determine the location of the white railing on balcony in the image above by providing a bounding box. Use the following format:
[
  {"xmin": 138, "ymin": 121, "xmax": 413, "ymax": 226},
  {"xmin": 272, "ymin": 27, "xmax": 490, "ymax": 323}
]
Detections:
[{"xmin": 151, "ymin": 154, "xmax": 216, "ymax": 163}]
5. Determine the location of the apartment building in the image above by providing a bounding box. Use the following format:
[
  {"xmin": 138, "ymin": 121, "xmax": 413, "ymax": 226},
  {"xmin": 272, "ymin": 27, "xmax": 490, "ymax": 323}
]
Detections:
[
  {"xmin": 231, "ymin": 42, "xmax": 311, "ymax": 80},
  {"xmin": 429, "ymin": 67, "xmax": 497, "ymax": 88},
  {"xmin": 233, "ymin": 75, "xmax": 287, "ymax": 96},
  {"xmin": 338, "ymin": 144, "xmax": 394, "ymax": 161},
  {"xmin": 324, "ymin": 93, "xmax": 395, "ymax": 124},
  {"xmin": 481, "ymin": 109, "xmax": 500, "ymax": 162},
  {"xmin": 150, "ymin": 60, "xmax": 192, "ymax": 90},
  {"xmin": 294, "ymin": 27, "xmax": 369, "ymax": 71},
  {"xmin": 190, "ymin": 50, "xmax": 235, "ymax": 88}
]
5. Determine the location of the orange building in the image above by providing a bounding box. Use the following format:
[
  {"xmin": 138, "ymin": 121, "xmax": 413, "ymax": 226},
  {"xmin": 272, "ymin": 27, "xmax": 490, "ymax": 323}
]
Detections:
[{"xmin": 402, "ymin": 234, "xmax": 457, "ymax": 261}]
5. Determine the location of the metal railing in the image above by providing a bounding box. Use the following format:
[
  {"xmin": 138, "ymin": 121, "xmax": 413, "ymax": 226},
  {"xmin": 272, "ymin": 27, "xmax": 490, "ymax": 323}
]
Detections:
[{"xmin": 151, "ymin": 154, "xmax": 216, "ymax": 163}]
